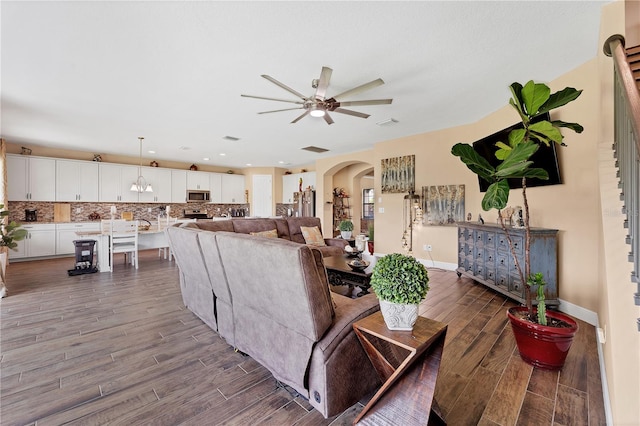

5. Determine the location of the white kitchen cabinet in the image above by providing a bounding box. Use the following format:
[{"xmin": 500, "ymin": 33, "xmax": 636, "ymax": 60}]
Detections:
[
  {"xmin": 221, "ymin": 174, "xmax": 245, "ymax": 203},
  {"xmin": 7, "ymin": 154, "xmax": 56, "ymax": 201},
  {"xmin": 99, "ymin": 163, "xmax": 140, "ymax": 202},
  {"xmin": 209, "ymin": 173, "xmax": 222, "ymax": 203},
  {"xmin": 10, "ymin": 224, "xmax": 57, "ymax": 260},
  {"xmin": 137, "ymin": 167, "xmax": 172, "ymax": 203},
  {"xmin": 56, "ymin": 159, "xmax": 99, "ymax": 202},
  {"xmin": 56, "ymin": 222, "xmax": 100, "ymax": 255},
  {"xmin": 171, "ymin": 170, "xmax": 187, "ymax": 203},
  {"xmin": 282, "ymin": 172, "xmax": 315, "ymax": 203},
  {"xmin": 187, "ymin": 171, "xmax": 210, "ymax": 190}
]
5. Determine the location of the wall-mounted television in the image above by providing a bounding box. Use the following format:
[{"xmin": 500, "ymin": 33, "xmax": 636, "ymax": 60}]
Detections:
[{"xmin": 472, "ymin": 112, "xmax": 562, "ymax": 192}]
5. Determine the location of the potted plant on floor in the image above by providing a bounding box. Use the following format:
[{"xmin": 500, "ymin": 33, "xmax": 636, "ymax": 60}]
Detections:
[
  {"xmin": 370, "ymin": 253, "xmax": 430, "ymax": 330},
  {"xmin": 338, "ymin": 219, "xmax": 354, "ymax": 239},
  {"xmin": 0, "ymin": 204, "xmax": 28, "ymax": 298},
  {"xmin": 451, "ymin": 80, "xmax": 582, "ymax": 370},
  {"xmin": 367, "ymin": 224, "xmax": 374, "ymax": 254}
]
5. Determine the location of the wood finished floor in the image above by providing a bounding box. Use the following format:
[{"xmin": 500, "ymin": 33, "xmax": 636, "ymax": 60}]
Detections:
[{"xmin": 0, "ymin": 251, "xmax": 606, "ymax": 425}]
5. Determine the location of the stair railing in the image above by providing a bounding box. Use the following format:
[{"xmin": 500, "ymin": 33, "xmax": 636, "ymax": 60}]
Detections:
[{"xmin": 604, "ymin": 34, "xmax": 640, "ymax": 331}]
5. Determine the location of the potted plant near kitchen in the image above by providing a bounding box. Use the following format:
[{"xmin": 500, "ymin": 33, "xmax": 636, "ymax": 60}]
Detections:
[
  {"xmin": 370, "ymin": 253, "xmax": 430, "ymax": 331},
  {"xmin": 367, "ymin": 224, "xmax": 374, "ymax": 254},
  {"xmin": 452, "ymin": 80, "xmax": 582, "ymax": 370},
  {"xmin": 338, "ymin": 219, "xmax": 354, "ymax": 239},
  {"xmin": 0, "ymin": 204, "xmax": 28, "ymax": 298}
]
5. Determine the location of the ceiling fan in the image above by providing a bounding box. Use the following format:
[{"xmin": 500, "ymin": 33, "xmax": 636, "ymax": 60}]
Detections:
[{"xmin": 241, "ymin": 66, "xmax": 392, "ymax": 125}]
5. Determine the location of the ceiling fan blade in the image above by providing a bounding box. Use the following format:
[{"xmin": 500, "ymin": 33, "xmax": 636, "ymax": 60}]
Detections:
[
  {"xmin": 333, "ymin": 108, "xmax": 370, "ymax": 119},
  {"xmin": 332, "ymin": 78, "xmax": 385, "ymax": 101},
  {"xmin": 241, "ymin": 94, "xmax": 304, "ymax": 104},
  {"xmin": 314, "ymin": 67, "xmax": 333, "ymax": 100},
  {"xmin": 258, "ymin": 107, "xmax": 304, "ymax": 114},
  {"xmin": 262, "ymin": 75, "xmax": 307, "ymax": 100},
  {"xmin": 323, "ymin": 112, "xmax": 334, "ymax": 125},
  {"xmin": 337, "ymin": 99, "xmax": 393, "ymax": 107},
  {"xmin": 291, "ymin": 110, "xmax": 310, "ymax": 124}
]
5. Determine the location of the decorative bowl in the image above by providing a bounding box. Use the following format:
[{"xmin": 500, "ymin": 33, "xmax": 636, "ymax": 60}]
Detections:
[{"xmin": 347, "ymin": 259, "xmax": 370, "ymax": 272}]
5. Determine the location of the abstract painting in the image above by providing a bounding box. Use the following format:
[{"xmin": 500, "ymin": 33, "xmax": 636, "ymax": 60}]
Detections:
[
  {"xmin": 422, "ymin": 184, "xmax": 465, "ymax": 225},
  {"xmin": 381, "ymin": 155, "xmax": 415, "ymax": 193}
]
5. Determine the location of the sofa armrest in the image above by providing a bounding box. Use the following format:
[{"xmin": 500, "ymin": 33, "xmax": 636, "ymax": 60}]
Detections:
[{"xmin": 324, "ymin": 238, "xmax": 348, "ymax": 249}]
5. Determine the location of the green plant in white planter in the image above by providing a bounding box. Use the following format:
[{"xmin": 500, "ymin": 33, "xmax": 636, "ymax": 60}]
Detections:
[
  {"xmin": 0, "ymin": 205, "xmax": 27, "ymax": 250},
  {"xmin": 370, "ymin": 253, "xmax": 430, "ymax": 330},
  {"xmin": 338, "ymin": 220, "xmax": 354, "ymax": 239}
]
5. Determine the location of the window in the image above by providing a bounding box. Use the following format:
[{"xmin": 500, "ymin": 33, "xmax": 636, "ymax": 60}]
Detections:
[{"xmin": 363, "ymin": 188, "xmax": 374, "ymax": 219}]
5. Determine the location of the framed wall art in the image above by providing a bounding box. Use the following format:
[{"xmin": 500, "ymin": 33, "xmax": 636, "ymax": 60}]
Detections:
[
  {"xmin": 422, "ymin": 184, "xmax": 465, "ymax": 225},
  {"xmin": 381, "ymin": 155, "xmax": 415, "ymax": 193}
]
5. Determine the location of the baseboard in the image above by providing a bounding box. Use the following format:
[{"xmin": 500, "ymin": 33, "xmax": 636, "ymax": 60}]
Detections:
[{"xmin": 557, "ymin": 298, "xmax": 598, "ymax": 326}]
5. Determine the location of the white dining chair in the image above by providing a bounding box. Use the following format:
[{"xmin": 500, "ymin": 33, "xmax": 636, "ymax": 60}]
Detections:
[
  {"xmin": 102, "ymin": 219, "xmax": 139, "ymax": 270},
  {"xmin": 158, "ymin": 216, "xmax": 178, "ymax": 260}
]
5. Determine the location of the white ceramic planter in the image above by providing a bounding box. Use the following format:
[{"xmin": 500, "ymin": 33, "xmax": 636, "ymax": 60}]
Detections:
[
  {"xmin": 379, "ymin": 299, "xmax": 419, "ymax": 331},
  {"xmin": 341, "ymin": 231, "xmax": 352, "ymax": 239}
]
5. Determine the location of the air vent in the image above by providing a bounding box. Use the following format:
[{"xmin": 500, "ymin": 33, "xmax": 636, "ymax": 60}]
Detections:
[
  {"xmin": 301, "ymin": 146, "xmax": 329, "ymax": 153},
  {"xmin": 223, "ymin": 136, "xmax": 241, "ymax": 141}
]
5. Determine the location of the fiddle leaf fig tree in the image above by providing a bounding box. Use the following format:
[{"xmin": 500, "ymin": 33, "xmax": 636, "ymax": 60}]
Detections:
[{"xmin": 452, "ymin": 80, "xmax": 583, "ymax": 324}]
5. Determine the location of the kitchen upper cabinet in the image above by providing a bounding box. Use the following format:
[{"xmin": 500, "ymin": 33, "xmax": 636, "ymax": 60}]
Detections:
[
  {"xmin": 282, "ymin": 172, "xmax": 315, "ymax": 203},
  {"xmin": 137, "ymin": 167, "xmax": 172, "ymax": 203},
  {"xmin": 7, "ymin": 155, "xmax": 56, "ymax": 201},
  {"xmin": 221, "ymin": 174, "xmax": 245, "ymax": 203},
  {"xmin": 56, "ymin": 159, "xmax": 99, "ymax": 202},
  {"xmin": 171, "ymin": 170, "xmax": 187, "ymax": 203},
  {"xmin": 209, "ymin": 173, "xmax": 222, "ymax": 203},
  {"xmin": 99, "ymin": 163, "xmax": 140, "ymax": 202},
  {"xmin": 187, "ymin": 171, "xmax": 210, "ymax": 190}
]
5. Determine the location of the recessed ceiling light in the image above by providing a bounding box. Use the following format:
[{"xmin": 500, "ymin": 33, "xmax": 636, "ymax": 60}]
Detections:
[
  {"xmin": 278, "ymin": 161, "xmax": 285, "ymax": 164},
  {"xmin": 203, "ymin": 157, "xmax": 210, "ymax": 161},
  {"xmin": 219, "ymin": 153, "xmax": 226, "ymax": 156},
  {"xmin": 246, "ymin": 163, "xmax": 252, "ymax": 166},
  {"xmin": 148, "ymin": 150, "xmax": 156, "ymax": 154}
]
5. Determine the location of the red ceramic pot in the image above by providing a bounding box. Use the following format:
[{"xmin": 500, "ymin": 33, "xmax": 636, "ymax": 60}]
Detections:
[
  {"xmin": 507, "ymin": 306, "xmax": 578, "ymax": 370},
  {"xmin": 367, "ymin": 241, "xmax": 374, "ymax": 254}
]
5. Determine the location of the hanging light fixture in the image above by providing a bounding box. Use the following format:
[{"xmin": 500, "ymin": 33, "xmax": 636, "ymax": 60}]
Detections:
[
  {"xmin": 130, "ymin": 137, "xmax": 153, "ymax": 193},
  {"xmin": 402, "ymin": 190, "xmax": 421, "ymax": 254}
]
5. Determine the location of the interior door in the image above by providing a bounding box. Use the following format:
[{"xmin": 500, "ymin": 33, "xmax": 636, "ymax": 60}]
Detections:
[{"xmin": 252, "ymin": 174, "xmax": 272, "ymax": 217}]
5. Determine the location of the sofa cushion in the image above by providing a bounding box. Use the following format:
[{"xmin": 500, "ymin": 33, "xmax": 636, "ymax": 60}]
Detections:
[
  {"xmin": 287, "ymin": 217, "xmax": 325, "ymax": 244},
  {"xmin": 300, "ymin": 226, "xmax": 326, "ymax": 246},
  {"xmin": 250, "ymin": 229, "xmax": 278, "ymax": 238},
  {"xmin": 192, "ymin": 220, "xmax": 235, "ymax": 232},
  {"xmin": 231, "ymin": 218, "xmax": 291, "ymax": 240}
]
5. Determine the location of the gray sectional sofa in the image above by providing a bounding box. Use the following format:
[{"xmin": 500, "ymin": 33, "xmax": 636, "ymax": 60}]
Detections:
[
  {"xmin": 166, "ymin": 224, "xmax": 381, "ymax": 418},
  {"xmin": 181, "ymin": 216, "xmax": 348, "ymax": 257}
]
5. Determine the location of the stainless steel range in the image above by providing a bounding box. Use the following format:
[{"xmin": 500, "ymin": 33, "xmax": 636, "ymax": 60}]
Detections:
[{"xmin": 182, "ymin": 209, "xmax": 209, "ymax": 219}]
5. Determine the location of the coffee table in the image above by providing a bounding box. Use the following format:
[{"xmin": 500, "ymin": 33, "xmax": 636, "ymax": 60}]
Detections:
[{"xmin": 323, "ymin": 255, "xmax": 372, "ymax": 296}]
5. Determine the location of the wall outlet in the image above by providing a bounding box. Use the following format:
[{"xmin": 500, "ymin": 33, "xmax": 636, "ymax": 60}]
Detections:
[
  {"xmin": 378, "ymin": 207, "xmax": 384, "ymax": 213},
  {"xmin": 424, "ymin": 244, "xmax": 432, "ymax": 251},
  {"xmin": 75, "ymin": 208, "xmax": 82, "ymax": 214},
  {"xmin": 147, "ymin": 208, "xmax": 152, "ymax": 212}
]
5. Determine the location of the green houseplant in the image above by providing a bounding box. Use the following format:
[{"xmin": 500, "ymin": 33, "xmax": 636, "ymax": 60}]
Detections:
[
  {"xmin": 338, "ymin": 219, "xmax": 354, "ymax": 239},
  {"xmin": 452, "ymin": 80, "xmax": 582, "ymax": 369},
  {"xmin": 370, "ymin": 253, "xmax": 429, "ymax": 330},
  {"xmin": 0, "ymin": 205, "xmax": 27, "ymax": 250}
]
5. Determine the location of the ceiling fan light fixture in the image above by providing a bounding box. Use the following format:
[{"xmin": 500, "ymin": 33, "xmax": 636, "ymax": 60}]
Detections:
[{"xmin": 309, "ymin": 104, "xmax": 326, "ymax": 117}]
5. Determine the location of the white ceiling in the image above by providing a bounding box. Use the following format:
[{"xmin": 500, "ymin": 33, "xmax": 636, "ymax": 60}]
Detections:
[{"xmin": 1, "ymin": 1, "xmax": 608, "ymax": 170}]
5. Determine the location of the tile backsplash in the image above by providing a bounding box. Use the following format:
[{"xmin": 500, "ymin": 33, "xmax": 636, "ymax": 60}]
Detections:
[{"xmin": 8, "ymin": 201, "xmax": 250, "ymax": 223}]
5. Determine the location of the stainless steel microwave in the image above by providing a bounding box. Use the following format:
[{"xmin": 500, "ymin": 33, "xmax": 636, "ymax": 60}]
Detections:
[{"xmin": 186, "ymin": 189, "xmax": 210, "ymax": 203}]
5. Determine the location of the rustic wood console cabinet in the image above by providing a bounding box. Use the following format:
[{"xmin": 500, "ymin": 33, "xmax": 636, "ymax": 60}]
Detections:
[{"xmin": 456, "ymin": 222, "xmax": 559, "ymax": 305}]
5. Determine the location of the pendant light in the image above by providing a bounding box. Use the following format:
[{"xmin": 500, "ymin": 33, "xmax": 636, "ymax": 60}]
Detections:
[{"xmin": 130, "ymin": 137, "xmax": 153, "ymax": 193}]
